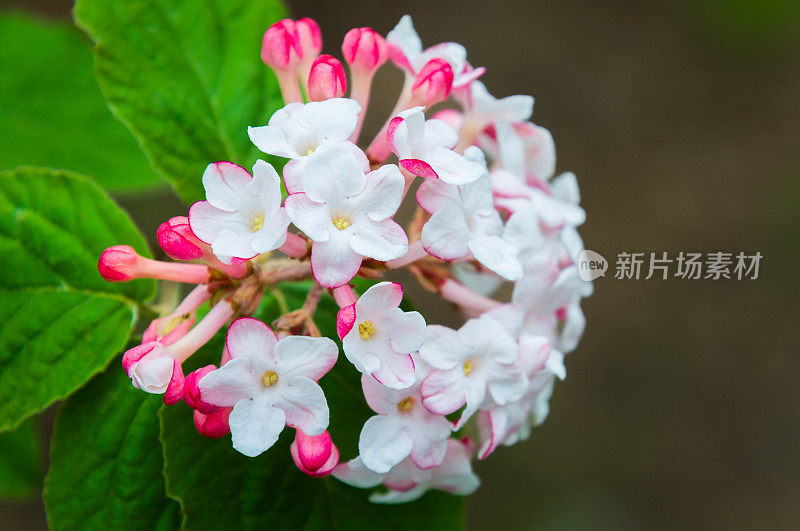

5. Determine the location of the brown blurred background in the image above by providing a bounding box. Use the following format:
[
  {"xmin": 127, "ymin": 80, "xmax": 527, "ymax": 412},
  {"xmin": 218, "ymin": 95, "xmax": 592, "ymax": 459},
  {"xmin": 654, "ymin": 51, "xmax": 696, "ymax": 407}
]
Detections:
[{"xmin": 2, "ymin": 0, "xmax": 799, "ymax": 529}]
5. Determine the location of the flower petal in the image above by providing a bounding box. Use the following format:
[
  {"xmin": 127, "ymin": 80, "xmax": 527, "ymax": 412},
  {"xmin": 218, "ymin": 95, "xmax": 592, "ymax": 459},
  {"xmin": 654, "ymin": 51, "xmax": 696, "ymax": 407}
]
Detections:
[
  {"xmin": 420, "ymin": 205, "xmax": 471, "ymax": 260},
  {"xmin": 226, "ymin": 318, "xmax": 278, "ymax": 372},
  {"xmin": 202, "ymin": 162, "xmax": 252, "ymax": 212},
  {"xmin": 197, "ymin": 357, "xmax": 260, "ymax": 407},
  {"xmin": 229, "ymin": 395, "xmax": 286, "ymax": 457},
  {"xmin": 349, "ymin": 218, "xmax": 408, "ymax": 261},
  {"xmin": 278, "ymin": 376, "xmax": 330, "ymax": 436},
  {"xmin": 420, "ymin": 368, "xmax": 467, "ymax": 415},
  {"xmin": 285, "ymin": 193, "xmax": 332, "ymax": 242},
  {"xmin": 274, "ymin": 335, "xmax": 338, "ymax": 381},
  {"xmin": 359, "ymin": 415, "xmax": 413, "ymax": 473},
  {"xmin": 310, "ymin": 231, "xmax": 363, "ymax": 288}
]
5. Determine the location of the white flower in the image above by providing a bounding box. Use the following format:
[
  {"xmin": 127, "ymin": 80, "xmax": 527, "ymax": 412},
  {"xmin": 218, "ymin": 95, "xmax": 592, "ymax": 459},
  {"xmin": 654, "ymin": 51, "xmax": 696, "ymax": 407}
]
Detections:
[
  {"xmin": 419, "ymin": 314, "xmax": 528, "ymax": 428},
  {"xmin": 386, "ymin": 15, "xmax": 483, "ymax": 88},
  {"xmin": 459, "ymin": 80, "xmax": 534, "ymax": 130},
  {"xmin": 248, "ymin": 98, "xmax": 363, "ymax": 193},
  {"xmin": 333, "ymin": 439, "xmax": 480, "ymax": 503},
  {"xmin": 358, "ymin": 360, "xmax": 451, "ymax": 473},
  {"xmin": 491, "ymin": 169, "xmax": 586, "ymax": 229},
  {"xmin": 417, "ymin": 147, "xmax": 522, "ymax": 280},
  {"xmin": 188, "ymin": 160, "xmax": 289, "ymax": 264},
  {"xmin": 285, "ymin": 146, "xmax": 408, "ymax": 288},
  {"xmin": 386, "ymin": 106, "xmax": 484, "ymax": 184},
  {"xmin": 338, "ymin": 282, "xmax": 426, "ymax": 388},
  {"xmin": 198, "ymin": 318, "xmax": 338, "ymax": 457}
]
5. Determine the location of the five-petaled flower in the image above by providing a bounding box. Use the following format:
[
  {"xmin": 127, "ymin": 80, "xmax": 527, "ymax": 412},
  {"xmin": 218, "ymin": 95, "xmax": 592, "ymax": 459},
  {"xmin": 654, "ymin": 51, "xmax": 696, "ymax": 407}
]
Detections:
[
  {"xmin": 337, "ymin": 282, "xmax": 426, "ymax": 388},
  {"xmin": 198, "ymin": 318, "xmax": 338, "ymax": 457}
]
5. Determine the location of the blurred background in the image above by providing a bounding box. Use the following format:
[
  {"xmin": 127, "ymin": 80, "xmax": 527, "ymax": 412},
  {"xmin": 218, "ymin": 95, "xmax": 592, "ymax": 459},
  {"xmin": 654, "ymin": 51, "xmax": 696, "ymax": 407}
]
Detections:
[{"xmin": 2, "ymin": 0, "xmax": 799, "ymax": 529}]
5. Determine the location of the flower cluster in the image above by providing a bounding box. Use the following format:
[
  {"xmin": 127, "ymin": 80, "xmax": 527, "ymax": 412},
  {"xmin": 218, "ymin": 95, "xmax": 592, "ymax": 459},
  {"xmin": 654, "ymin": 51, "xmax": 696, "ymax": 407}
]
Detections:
[{"xmin": 98, "ymin": 14, "xmax": 591, "ymax": 503}]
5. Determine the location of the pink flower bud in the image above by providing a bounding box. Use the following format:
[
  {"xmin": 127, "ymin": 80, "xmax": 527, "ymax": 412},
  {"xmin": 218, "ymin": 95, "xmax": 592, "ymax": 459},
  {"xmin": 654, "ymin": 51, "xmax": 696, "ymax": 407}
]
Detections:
[
  {"xmin": 183, "ymin": 365, "xmax": 220, "ymax": 414},
  {"xmin": 307, "ymin": 55, "xmax": 346, "ymax": 101},
  {"xmin": 194, "ymin": 408, "xmax": 231, "ymax": 439},
  {"xmin": 261, "ymin": 19, "xmax": 302, "ymax": 70},
  {"xmin": 341, "ymin": 27, "xmax": 388, "ymax": 72},
  {"xmin": 411, "ymin": 58, "xmax": 453, "ymax": 106},
  {"xmin": 157, "ymin": 216, "xmax": 204, "ymax": 261},
  {"xmin": 290, "ymin": 430, "xmax": 339, "ymax": 477},
  {"xmin": 295, "ymin": 17, "xmax": 322, "ymax": 59},
  {"xmin": 98, "ymin": 245, "xmax": 140, "ymax": 282}
]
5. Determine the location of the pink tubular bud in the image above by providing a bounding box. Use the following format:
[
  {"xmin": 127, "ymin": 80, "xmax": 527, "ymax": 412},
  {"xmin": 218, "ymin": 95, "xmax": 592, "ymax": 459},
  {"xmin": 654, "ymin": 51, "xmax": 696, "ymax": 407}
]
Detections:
[
  {"xmin": 341, "ymin": 27, "xmax": 388, "ymax": 73},
  {"xmin": 194, "ymin": 408, "xmax": 231, "ymax": 439},
  {"xmin": 411, "ymin": 58, "xmax": 453, "ymax": 106},
  {"xmin": 261, "ymin": 19, "xmax": 302, "ymax": 70},
  {"xmin": 157, "ymin": 217, "xmax": 204, "ymax": 261},
  {"xmin": 295, "ymin": 18, "xmax": 322, "ymax": 60},
  {"xmin": 307, "ymin": 55, "xmax": 346, "ymax": 101},
  {"xmin": 98, "ymin": 245, "xmax": 139, "ymax": 282},
  {"xmin": 290, "ymin": 430, "xmax": 339, "ymax": 478},
  {"xmin": 183, "ymin": 365, "xmax": 220, "ymax": 414}
]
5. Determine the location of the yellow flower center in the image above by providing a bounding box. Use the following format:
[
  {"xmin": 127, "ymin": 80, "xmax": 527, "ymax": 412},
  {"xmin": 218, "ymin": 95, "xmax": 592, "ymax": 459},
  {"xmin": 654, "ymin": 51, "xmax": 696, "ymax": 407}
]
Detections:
[
  {"xmin": 358, "ymin": 321, "xmax": 375, "ymax": 340},
  {"xmin": 252, "ymin": 214, "xmax": 264, "ymax": 232},
  {"xmin": 397, "ymin": 397, "xmax": 415, "ymax": 412},
  {"xmin": 462, "ymin": 360, "xmax": 474, "ymax": 376},
  {"xmin": 306, "ymin": 148, "xmax": 315, "ymax": 156},
  {"xmin": 333, "ymin": 217, "xmax": 351, "ymax": 230},
  {"xmin": 262, "ymin": 370, "xmax": 279, "ymax": 387}
]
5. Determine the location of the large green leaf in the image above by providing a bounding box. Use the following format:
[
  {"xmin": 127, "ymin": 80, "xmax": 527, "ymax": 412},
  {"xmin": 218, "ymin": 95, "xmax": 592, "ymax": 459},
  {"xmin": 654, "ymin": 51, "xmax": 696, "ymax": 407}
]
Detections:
[
  {"xmin": 0, "ymin": 417, "xmax": 42, "ymax": 499},
  {"xmin": 160, "ymin": 283, "xmax": 465, "ymax": 530},
  {"xmin": 0, "ymin": 168, "xmax": 155, "ymax": 431},
  {"xmin": 74, "ymin": 0, "xmax": 288, "ymax": 204},
  {"xmin": 0, "ymin": 11, "xmax": 162, "ymax": 192},
  {"xmin": 44, "ymin": 368, "xmax": 180, "ymax": 530}
]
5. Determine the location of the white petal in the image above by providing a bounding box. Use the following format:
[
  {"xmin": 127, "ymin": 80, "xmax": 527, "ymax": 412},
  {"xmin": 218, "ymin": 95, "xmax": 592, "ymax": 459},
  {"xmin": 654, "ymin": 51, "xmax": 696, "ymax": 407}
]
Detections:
[
  {"xmin": 386, "ymin": 15, "xmax": 423, "ymax": 70},
  {"xmin": 406, "ymin": 415, "xmax": 451, "ymax": 470},
  {"xmin": 248, "ymin": 124, "xmax": 299, "ymax": 159},
  {"xmin": 468, "ymin": 235, "xmax": 523, "ymax": 281},
  {"xmin": 188, "ymin": 201, "xmax": 249, "ymax": 245},
  {"xmin": 486, "ymin": 364, "xmax": 528, "ymax": 405},
  {"xmin": 359, "ymin": 415, "xmax": 413, "ymax": 473},
  {"xmin": 303, "ymin": 98, "xmax": 361, "ymax": 145},
  {"xmin": 421, "ymin": 205, "xmax": 471, "ymax": 260},
  {"xmin": 418, "ymin": 325, "xmax": 468, "ymax": 370},
  {"xmin": 428, "ymin": 148, "xmax": 484, "ymax": 185},
  {"xmin": 332, "ymin": 457, "xmax": 385, "ymax": 488},
  {"xmin": 383, "ymin": 308, "xmax": 427, "ymax": 355},
  {"xmin": 278, "ymin": 376, "xmax": 329, "ymax": 436},
  {"xmin": 285, "ymin": 193, "xmax": 332, "ymax": 242},
  {"xmin": 229, "ymin": 395, "xmax": 286, "ymax": 457},
  {"xmin": 355, "ymin": 281, "xmax": 403, "ymax": 316},
  {"xmin": 349, "ymin": 218, "xmax": 408, "ymax": 261},
  {"xmin": 422, "ymin": 118, "xmax": 458, "ymax": 151},
  {"xmin": 361, "ymin": 374, "xmax": 407, "ymax": 415},
  {"xmin": 202, "ymin": 162, "xmax": 253, "ymax": 212},
  {"xmin": 371, "ymin": 352, "xmax": 416, "ymax": 390},
  {"xmin": 250, "ymin": 159, "xmax": 284, "ymax": 215},
  {"xmin": 302, "ymin": 144, "xmax": 366, "ymax": 205},
  {"xmin": 274, "ymin": 335, "xmax": 338, "ymax": 381},
  {"xmin": 311, "ymin": 231, "xmax": 363, "ymax": 288},
  {"xmin": 226, "ymin": 318, "xmax": 278, "ymax": 372},
  {"xmin": 198, "ymin": 358, "xmax": 260, "ymax": 407},
  {"xmin": 349, "ymin": 164, "xmax": 404, "ymax": 221},
  {"xmin": 420, "ymin": 368, "xmax": 467, "ymax": 415}
]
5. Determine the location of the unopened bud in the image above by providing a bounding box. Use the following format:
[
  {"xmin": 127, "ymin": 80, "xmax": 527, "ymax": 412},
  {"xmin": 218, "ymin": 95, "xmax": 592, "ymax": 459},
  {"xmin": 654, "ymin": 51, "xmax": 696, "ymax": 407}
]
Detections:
[
  {"xmin": 183, "ymin": 365, "xmax": 220, "ymax": 414},
  {"xmin": 411, "ymin": 58, "xmax": 453, "ymax": 106},
  {"xmin": 290, "ymin": 430, "xmax": 339, "ymax": 477},
  {"xmin": 261, "ymin": 19, "xmax": 302, "ymax": 70},
  {"xmin": 98, "ymin": 245, "xmax": 140, "ymax": 282},
  {"xmin": 342, "ymin": 27, "xmax": 388, "ymax": 73},
  {"xmin": 308, "ymin": 55, "xmax": 346, "ymax": 101}
]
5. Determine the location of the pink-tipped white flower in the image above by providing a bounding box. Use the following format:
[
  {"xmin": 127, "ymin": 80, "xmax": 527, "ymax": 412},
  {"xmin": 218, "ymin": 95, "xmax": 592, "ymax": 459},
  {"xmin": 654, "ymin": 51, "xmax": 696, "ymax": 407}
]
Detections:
[
  {"xmin": 419, "ymin": 314, "xmax": 528, "ymax": 428},
  {"xmin": 358, "ymin": 362, "xmax": 451, "ymax": 473},
  {"xmin": 333, "ymin": 439, "xmax": 480, "ymax": 503},
  {"xmin": 285, "ymin": 147, "xmax": 408, "ymax": 288},
  {"xmin": 198, "ymin": 318, "xmax": 338, "ymax": 457},
  {"xmin": 188, "ymin": 160, "xmax": 289, "ymax": 265},
  {"xmin": 417, "ymin": 147, "xmax": 523, "ymax": 280},
  {"xmin": 386, "ymin": 15, "xmax": 483, "ymax": 89},
  {"xmin": 342, "ymin": 27, "xmax": 388, "ymax": 73},
  {"xmin": 387, "ymin": 107, "xmax": 483, "ymax": 185},
  {"xmin": 248, "ymin": 98, "xmax": 361, "ymax": 161},
  {"xmin": 308, "ymin": 54, "xmax": 346, "ymax": 101},
  {"xmin": 291, "ymin": 430, "xmax": 340, "ymax": 478},
  {"xmin": 458, "ymin": 80, "xmax": 534, "ymax": 132},
  {"xmin": 337, "ymin": 282, "xmax": 426, "ymax": 389}
]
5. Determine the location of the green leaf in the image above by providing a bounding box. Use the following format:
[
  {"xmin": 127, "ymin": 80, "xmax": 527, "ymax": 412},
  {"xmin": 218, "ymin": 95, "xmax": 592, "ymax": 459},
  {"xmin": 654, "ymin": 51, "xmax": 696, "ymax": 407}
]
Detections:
[
  {"xmin": 0, "ymin": 167, "xmax": 155, "ymax": 431},
  {"xmin": 161, "ymin": 283, "xmax": 465, "ymax": 530},
  {"xmin": 0, "ymin": 11, "xmax": 162, "ymax": 192},
  {"xmin": 0, "ymin": 417, "xmax": 42, "ymax": 499},
  {"xmin": 44, "ymin": 368, "xmax": 180, "ymax": 531},
  {"xmin": 74, "ymin": 0, "xmax": 288, "ymax": 204}
]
